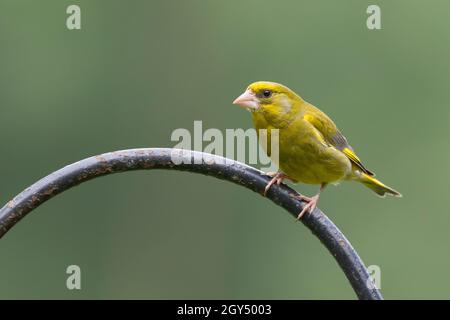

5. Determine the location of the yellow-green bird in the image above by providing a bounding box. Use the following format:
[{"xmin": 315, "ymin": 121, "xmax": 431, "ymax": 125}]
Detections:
[{"xmin": 233, "ymin": 81, "xmax": 401, "ymax": 219}]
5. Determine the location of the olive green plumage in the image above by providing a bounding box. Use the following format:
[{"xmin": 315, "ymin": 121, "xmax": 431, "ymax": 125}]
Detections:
[{"xmin": 233, "ymin": 81, "xmax": 400, "ymax": 217}]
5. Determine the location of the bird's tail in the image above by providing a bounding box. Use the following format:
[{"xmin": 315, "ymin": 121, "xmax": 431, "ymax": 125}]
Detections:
[{"xmin": 359, "ymin": 173, "xmax": 402, "ymax": 198}]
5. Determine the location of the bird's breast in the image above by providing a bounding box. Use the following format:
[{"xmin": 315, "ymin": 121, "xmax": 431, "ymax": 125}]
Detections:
[{"xmin": 253, "ymin": 116, "xmax": 351, "ymax": 185}]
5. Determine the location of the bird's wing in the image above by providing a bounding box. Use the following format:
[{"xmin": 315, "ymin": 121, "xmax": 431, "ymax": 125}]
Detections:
[{"xmin": 303, "ymin": 105, "xmax": 375, "ymax": 176}]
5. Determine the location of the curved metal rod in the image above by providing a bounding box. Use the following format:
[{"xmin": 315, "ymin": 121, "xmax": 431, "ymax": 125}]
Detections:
[{"xmin": 0, "ymin": 148, "xmax": 382, "ymax": 300}]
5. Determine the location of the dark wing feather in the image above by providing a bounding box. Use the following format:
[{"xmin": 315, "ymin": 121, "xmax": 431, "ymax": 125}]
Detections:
[
  {"xmin": 303, "ymin": 105, "xmax": 375, "ymax": 176},
  {"xmin": 330, "ymin": 131, "xmax": 375, "ymax": 176}
]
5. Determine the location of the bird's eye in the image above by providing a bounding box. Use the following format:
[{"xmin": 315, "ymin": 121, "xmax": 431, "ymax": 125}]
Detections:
[{"xmin": 262, "ymin": 90, "xmax": 272, "ymax": 98}]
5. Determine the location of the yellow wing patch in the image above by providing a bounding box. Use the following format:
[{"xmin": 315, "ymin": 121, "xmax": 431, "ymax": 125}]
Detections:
[
  {"xmin": 342, "ymin": 148, "xmax": 375, "ymax": 176},
  {"xmin": 303, "ymin": 108, "xmax": 375, "ymax": 176}
]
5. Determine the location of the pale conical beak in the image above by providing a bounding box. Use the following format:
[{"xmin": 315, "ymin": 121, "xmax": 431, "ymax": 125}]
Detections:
[{"xmin": 232, "ymin": 90, "xmax": 258, "ymax": 110}]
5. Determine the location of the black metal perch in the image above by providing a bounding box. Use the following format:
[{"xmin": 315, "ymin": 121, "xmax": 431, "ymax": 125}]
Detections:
[{"xmin": 0, "ymin": 148, "xmax": 382, "ymax": 300}]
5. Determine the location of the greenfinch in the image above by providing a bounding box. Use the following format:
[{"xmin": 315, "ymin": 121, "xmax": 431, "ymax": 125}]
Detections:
[{"xmin": 233, "ymin": 81, "xmax": 401, "ymax": 219}]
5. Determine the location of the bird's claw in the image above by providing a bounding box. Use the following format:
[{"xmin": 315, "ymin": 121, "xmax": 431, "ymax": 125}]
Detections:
[
  {"xmin": 293, "ymin": 194, "xmax": 314, "ymax": 203},
  {"xmin": 263, "ymin": 172, "xmax": 286, "ymax": 196},
  {"xmin": 265, "ymin": 172, "xmax": 278, "ymax": 178},
  {"xmin": 296, "ymin": 195, "xmax": 319, "ymax": 220}
]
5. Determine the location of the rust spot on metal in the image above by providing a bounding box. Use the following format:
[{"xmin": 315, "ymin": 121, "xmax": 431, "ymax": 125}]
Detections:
[
  {"xmin": 95, "ymin": 155, "xmax": 107, "ymax": 163},
  {"xmin": 142, "ymin": 162, "xmax": 155, "ymax": 168},
  {"xmin": 99, "ymin": 167, "xmax": 114, "ymax": 174},
  {"xmin": 43, "ymin": 186, "xmax": 58, "ymax": 196}
]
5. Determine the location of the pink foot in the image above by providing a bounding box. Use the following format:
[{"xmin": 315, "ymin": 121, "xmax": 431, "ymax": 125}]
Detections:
[
  {"xmin": 263, "ymin": 172, "xmax": 287, "ymax": 196},
  {"xmin": 296, "ymin": 194, "xmax": 319, "ymax": 220},
  {"xmin": 293, "ymin": 194, "xmax": 314, "ymax": 203}
]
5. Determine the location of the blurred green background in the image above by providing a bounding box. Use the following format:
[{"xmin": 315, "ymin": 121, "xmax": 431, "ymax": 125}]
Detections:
[{"xmin": 0, "ymin": 0, "xmax": 448, "ymax": 299}]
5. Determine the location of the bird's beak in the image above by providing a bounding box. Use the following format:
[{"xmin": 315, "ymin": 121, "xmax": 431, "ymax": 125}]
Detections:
[{"xmin": 232, "ymin": 90, "xmax": 259, "ymax": 110}]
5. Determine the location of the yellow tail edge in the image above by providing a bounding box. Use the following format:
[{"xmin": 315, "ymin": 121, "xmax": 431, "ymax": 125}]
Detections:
[{"xmin": 360, "ymin": 173, "xmax": 402, "ymax": 198}]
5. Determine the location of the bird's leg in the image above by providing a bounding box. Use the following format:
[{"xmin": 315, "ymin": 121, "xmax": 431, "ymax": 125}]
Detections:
[
  {"xmin": 263, "ymin": 172, "xmax": 287, "ymax": 196},
  {"xmin": 296, "ymin": 183, "xmax": 327, "ymax": 220}
]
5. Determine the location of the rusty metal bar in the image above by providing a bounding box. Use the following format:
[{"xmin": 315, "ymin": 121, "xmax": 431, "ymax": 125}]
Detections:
[{"xmin": 0, "ymin": 148, "xmax": 382, "ymax": 300}]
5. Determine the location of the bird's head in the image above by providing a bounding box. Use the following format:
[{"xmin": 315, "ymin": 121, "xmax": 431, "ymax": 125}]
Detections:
[{"xmin": 232, "ymin": 81, "xmax": 303, "ymax": 114}]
